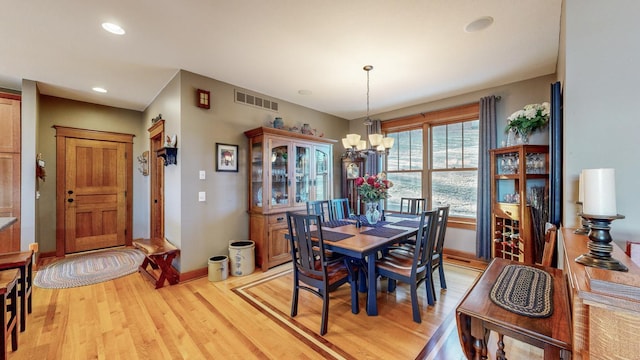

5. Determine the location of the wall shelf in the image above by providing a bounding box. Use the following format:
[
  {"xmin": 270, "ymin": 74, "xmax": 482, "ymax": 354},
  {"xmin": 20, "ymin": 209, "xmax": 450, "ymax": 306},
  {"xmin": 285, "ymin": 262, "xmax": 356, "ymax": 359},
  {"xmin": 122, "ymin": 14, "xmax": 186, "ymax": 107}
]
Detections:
[{"xmin": 157, "ymin": 147, "xmax": 178, "ymax": 166}]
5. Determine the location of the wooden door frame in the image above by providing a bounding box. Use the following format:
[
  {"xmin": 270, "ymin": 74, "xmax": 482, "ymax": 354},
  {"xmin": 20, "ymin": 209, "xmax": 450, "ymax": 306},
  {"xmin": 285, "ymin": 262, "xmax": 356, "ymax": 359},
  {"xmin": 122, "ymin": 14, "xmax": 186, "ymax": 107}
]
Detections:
[
  {"xmin": 148, "ymin": 120, "xmax": 164, "ymax": 240},
  {"xmin": 54, "ymin": 126, "xmax": 134, "ymax": 257}
]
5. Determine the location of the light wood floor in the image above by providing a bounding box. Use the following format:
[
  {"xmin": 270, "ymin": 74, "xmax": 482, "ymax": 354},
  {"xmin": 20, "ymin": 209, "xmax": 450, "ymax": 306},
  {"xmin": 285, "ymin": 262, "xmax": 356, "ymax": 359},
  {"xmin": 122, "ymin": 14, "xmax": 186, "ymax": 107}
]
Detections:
[{"xmin": 9, "ymin": 256, "xmax": 541, "ymax": 359}]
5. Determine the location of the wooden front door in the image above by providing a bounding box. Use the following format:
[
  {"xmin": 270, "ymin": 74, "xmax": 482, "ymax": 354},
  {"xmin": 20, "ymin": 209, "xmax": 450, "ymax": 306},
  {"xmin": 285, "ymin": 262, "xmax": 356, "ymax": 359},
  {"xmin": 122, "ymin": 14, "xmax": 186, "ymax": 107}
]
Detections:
[
  {"xmin": 55, "ymin": 126, "xmax": 134, "ymax": 256},
  {"xmin": 64, "ymin": 138, "xmax": 126, "ymax": 253}
]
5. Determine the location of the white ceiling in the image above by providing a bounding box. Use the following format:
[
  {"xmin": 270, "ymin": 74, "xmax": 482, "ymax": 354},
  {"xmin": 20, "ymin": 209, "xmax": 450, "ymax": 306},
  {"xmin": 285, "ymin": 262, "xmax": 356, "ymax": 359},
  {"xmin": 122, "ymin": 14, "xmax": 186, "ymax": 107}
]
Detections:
[{"xmin": 0, "ymin": 0, "xmax": 561, "ymax": 120}]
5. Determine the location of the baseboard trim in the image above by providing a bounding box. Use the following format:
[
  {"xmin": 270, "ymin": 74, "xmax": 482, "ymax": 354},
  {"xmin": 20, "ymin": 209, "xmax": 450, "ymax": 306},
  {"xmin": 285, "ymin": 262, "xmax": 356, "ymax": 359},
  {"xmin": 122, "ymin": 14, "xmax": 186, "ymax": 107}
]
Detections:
[
  {"xmin": 38, "ymin": 251, "xmax": 57, "ymax": 258},
  {"xmin": 443, "ymin": 248, "xmax": 488, "ymax": 270},
  {"xmin": 179, "ymin": 267, "xmax": 208, "ymax": 282}
]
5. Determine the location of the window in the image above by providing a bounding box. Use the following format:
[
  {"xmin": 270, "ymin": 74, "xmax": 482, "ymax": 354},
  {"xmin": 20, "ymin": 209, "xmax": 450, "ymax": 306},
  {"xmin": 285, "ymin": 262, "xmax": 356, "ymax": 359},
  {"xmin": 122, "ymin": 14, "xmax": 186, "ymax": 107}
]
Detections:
[
  {"xmin": 382, "ymin": 103, "xmax": 479, "ymax": 228},
  {"xmin": 431, "ymin": 121, "xmax": 478, "ymax": 218},
  {"xmin": 386, "ymin": 129, "xmax": 423, "ymax": 212}
]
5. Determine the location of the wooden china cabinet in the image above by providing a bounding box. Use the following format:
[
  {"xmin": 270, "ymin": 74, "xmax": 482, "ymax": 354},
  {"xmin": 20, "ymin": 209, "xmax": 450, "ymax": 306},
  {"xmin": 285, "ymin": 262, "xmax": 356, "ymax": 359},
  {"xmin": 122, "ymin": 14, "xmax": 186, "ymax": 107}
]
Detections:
[
  {"xmin": 244, "ymin": 127, "xmax": 335, "ymax": 271},
  {"xmin": 490, "ymin": 144, "xmax": 549, "ymax": 264}
]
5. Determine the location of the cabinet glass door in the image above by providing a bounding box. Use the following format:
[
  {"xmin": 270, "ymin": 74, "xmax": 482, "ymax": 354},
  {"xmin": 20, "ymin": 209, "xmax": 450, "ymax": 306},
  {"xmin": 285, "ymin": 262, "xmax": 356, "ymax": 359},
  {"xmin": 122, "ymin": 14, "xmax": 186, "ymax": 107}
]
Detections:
[
  {"xmin": 251, "ymin": 141, "xmax": 263, "ymax": 209},
  {"xmin": 270, "ymin": 142, "xmax": 289, "ymax": 206},
  {"xmin": 314, "ymin": 146, "xmax": 330, "ymax": 201},
  {"xmin": 295, "ymin": 145, "xmax": 311, "ymax": 204}
]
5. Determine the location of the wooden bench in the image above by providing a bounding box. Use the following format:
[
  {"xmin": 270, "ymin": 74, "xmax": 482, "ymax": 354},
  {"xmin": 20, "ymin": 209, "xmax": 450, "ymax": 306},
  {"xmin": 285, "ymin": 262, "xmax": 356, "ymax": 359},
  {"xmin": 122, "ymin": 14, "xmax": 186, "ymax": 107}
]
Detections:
[
  {"xmin": 0, "ymin": 269, "xmax": 19, "ymax": 359},
  {"xmin": 0, "ymin": 251, "xmax": 33, "ymax": 332},
  {"xmin": 133, "ymin": 238, "xmax": 180, "ymax": 289}
]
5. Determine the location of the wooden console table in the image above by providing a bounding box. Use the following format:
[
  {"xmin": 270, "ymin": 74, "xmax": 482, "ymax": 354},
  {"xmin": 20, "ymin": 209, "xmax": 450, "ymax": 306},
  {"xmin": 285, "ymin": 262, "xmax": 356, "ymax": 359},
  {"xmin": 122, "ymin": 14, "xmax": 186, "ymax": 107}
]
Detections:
[
  {"xmin": 456, "ymin": 257, "xmax": 572, "ymax": 360},
  {"xmin": 560, "ymin": 228, "xmax": 640, "ymax": 359}
]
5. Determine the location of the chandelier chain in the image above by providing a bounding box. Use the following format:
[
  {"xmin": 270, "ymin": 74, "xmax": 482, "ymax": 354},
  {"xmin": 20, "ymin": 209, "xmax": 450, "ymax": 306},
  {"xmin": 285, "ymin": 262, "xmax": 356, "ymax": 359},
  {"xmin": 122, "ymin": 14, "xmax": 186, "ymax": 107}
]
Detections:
[
  {"xmin": 366, "ymin": 67, "xmax": 370, "ymax": 119},
  {"xmin": 364, "ymin": 65, "xmax": 373, "ymax": 126}
]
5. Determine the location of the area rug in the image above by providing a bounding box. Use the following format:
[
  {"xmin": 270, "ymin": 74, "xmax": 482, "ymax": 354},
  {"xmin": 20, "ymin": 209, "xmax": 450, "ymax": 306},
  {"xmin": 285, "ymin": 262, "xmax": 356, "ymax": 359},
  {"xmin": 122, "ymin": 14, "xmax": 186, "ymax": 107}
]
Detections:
[
  {"xmin": 34, "ymin": 248, "xmax": 146, "ymax": 289},
  {"xmin": 233, "ymin": 263, "xmax": 481, "ymax": 360}
]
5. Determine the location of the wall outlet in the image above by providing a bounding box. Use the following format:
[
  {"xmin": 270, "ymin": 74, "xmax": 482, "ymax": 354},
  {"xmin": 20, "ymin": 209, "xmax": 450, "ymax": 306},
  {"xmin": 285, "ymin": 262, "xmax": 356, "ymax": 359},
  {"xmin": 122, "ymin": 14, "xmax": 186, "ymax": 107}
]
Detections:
[
  {"xmin": 199, "ymin": 170, "xmax": 206, "ymax": 180},
  {"xmin": 198, "ymin": 192, "xmax": 206, "ymax": 202}
]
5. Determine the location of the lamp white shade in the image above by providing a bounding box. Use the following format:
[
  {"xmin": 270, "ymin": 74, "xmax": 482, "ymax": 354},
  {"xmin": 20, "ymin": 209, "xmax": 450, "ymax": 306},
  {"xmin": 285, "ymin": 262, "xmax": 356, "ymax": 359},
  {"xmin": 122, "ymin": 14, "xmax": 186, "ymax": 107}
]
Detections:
[
  {"xmin": 356, "ymin": 140, "xmax": 367, "ymax": 151},
  {"xmin": 382, "ymin": 137, "xmax": 395, "ymax": 149},
  {"xmin": 346, "ymin": 134, "xmax": 361, "ymax": 146},
  {"xmin": 368, "ymin": 133, "xmax": 383, "ymax": 147},
  {"xmin": 341, "ymin": 138, "xmax": 351, "ymax": 149},
  {"xmin": 582, "ymin": 168, "xmax": 617, "ymax": 216}
]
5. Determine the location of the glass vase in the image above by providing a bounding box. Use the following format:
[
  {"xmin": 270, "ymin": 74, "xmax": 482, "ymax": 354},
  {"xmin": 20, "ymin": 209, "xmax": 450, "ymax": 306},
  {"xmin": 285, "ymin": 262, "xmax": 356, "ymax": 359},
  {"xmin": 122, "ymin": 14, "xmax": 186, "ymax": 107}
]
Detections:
[
  {"xmin": 506, "ymin": 128, "xmax": 518, "ymax": 146},
  {"xmin": 517, "ymin": 130, "xmax": 530, "ymax": 144},
  {"xmin": 365, "ymin": 202, "xmax": 381, "ymax": 225}
]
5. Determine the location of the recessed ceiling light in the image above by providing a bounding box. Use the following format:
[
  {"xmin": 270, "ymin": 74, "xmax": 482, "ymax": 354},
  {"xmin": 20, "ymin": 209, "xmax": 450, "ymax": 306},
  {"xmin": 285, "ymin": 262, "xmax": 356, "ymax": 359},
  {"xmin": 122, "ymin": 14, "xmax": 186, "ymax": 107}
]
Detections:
[
  {"xmin": 464, "ymin": 16, "xmax": 494, "ymax": 33},
  {"xmin": 92, "ymin": 87, "xmax": 108, "ymax": 93},
  {"xmin": 101, "ymin": 22, "xmax": 125, "ymax": 35},
  {"xmin": 298, "ymin": 89, "xmax": 312, "ymax": 95}
]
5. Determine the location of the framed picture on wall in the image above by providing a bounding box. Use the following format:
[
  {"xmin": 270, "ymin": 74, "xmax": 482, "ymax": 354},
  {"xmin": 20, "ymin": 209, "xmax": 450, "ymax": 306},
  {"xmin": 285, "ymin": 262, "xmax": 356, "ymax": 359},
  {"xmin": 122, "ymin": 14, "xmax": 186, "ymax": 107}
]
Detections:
[{"xmin": 216, "ymin": 143, "xmax": 239, "ymax": 172}]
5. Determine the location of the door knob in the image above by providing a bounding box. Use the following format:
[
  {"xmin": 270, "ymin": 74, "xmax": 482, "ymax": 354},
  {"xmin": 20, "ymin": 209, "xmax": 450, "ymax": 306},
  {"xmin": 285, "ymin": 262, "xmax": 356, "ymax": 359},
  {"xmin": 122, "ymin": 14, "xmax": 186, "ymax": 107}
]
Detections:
[
  {"xmin": 67, "ymin": 198, "xmax": 74, "ymax": 203},
  {"xmin": 68, "ymin": 190, "xmax": 74, "ymax": 194}
]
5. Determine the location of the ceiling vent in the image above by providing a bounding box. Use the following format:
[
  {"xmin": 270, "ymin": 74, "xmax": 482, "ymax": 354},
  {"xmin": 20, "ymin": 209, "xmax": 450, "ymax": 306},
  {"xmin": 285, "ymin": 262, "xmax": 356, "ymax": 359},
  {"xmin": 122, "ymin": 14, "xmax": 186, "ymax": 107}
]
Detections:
[{"xmin": 235, "ymin": 89, "xmax": 278, "ymax": 112}]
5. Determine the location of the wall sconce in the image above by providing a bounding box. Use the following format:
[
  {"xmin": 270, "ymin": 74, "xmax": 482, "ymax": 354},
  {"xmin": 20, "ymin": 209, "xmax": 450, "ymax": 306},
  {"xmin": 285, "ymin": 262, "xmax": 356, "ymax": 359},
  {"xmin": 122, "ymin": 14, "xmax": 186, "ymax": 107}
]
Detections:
[
  {"xmin": 137, "ymin": 151, "xmax": 149, "ymax": 176},
  {"xmin": 197, "ymin": 89, "xmax": 210, "ymax": 109},
  {"xmin": 36, "ymin": 153, "xmax": 46, "ymax": 181}
]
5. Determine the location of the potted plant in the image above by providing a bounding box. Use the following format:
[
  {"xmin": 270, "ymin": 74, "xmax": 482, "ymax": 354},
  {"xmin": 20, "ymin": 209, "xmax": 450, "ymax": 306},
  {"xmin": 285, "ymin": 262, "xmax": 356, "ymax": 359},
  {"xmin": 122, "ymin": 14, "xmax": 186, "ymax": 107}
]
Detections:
[{"xmin": 505, "ymin": 102, "xmax": 550, "ymax": 144}]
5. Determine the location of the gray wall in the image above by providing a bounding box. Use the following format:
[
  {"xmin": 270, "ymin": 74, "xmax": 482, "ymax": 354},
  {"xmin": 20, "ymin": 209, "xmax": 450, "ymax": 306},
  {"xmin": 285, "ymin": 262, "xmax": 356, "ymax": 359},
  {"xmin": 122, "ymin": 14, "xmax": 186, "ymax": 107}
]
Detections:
[
  {"xmin": 562, "ymin": 0, "xmax": 640, "ymax": 244},
  {"xmin": 20, "ymin": 80, "xmax": 38, "ymax": 250},
  {"xmin": 144, "ymin": 70, "xmax": 348, "ymax": 272}
]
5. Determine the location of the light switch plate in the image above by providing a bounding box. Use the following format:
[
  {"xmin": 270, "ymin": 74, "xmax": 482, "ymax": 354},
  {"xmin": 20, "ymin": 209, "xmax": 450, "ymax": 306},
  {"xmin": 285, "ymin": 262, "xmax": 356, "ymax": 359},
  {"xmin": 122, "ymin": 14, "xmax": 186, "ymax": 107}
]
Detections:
[
  {"xmin": 198, "ymin": 192, "xmax": 206, "ymax": 202},
  {"xmin": 199, "ymin": 170, "xmax": 206, "ymax": 180}
]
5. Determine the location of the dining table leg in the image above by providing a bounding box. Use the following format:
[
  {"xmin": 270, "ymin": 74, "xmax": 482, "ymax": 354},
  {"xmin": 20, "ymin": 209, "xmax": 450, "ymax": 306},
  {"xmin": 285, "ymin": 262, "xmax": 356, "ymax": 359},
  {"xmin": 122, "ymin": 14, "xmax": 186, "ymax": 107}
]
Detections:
[{"xmin": 366, "ymin": 254, "xmax": 378, "ymax": 315}]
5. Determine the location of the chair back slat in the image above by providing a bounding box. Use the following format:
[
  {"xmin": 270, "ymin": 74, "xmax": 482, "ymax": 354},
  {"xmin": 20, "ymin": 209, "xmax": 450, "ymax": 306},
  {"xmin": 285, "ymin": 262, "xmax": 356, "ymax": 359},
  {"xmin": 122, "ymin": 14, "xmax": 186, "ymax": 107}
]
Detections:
[
  {"xmin": 331, "ymin": 198, "xmax": 351, "ymax": 220},
  {"xmin": 306, "ymin": 200, "xmax": 332, "ymax": 222},
  {"xmin": 287, "ymin": 212, "xmax": 325, "ymax": 279},
  {"xmin": 400, "ymin": 198, "xmax": 426, "ymax": 215},
  {"xmin": 434, "ymin": 205, "xmax": 450, "ymax": 254},
  {"xmin": 413, "ymin": 210, "xmax": 439, "ymax": 275},
  {"xmin": 540, "ymin": 223, "xmax": 557, "ymax": 267}
]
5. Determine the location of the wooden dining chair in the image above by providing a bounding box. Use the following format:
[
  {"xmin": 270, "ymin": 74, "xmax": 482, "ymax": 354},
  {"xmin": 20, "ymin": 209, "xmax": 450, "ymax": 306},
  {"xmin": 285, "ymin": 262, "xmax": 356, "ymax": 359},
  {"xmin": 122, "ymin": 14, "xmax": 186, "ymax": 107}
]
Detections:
[
  {"xmin": 399, "ymin": 197, "xmax": 426, "ymax": 215},
  {"xmin": 537, "ymin": 223, "xmax": 557, "ymax": 267},
  {"xmin": 285, "ymin": 212, "xmax": 359, "ymax": 335},
  {"xmin": 330, "ymin": 198, "xmax": 351, "ymax": 220},
  {"xmin": 375, "ymin": 209, "xmax": 438, "ymax": 323},
  {"xmin": 306, "ymin": 200, "xmax": 333, "ymax": 223},
  {"xmin": 430, "ymin": 205, "xmax": 450, "ymax": 295}
]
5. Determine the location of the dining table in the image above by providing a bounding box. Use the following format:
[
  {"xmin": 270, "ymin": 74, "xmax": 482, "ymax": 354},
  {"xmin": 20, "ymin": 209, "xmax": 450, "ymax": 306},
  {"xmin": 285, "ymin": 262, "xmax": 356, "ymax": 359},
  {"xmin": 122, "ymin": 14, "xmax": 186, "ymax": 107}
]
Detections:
[{"xmin": 313, "ymin": 214, "xmax": 421, "ymax": 316}]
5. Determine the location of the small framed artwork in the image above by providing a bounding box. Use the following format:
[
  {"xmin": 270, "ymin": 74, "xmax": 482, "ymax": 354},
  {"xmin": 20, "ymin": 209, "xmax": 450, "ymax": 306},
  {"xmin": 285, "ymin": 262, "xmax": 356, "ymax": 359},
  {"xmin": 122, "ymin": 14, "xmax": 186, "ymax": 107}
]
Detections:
[{"xmin": 216, "ymin": 143, "xmax": 239, "ymax": 172}]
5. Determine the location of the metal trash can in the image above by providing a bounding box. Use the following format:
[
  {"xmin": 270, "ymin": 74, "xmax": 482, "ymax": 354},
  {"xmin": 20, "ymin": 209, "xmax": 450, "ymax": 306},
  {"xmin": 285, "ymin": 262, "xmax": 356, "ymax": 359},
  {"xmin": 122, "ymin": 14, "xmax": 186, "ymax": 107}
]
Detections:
[
  {"xmin": 229, "ymin": 240, "xmax": 255, "ymax": 276},
  {"xmin": 208, "ymin": 255, "xmax": 229, "ymax": 282}
]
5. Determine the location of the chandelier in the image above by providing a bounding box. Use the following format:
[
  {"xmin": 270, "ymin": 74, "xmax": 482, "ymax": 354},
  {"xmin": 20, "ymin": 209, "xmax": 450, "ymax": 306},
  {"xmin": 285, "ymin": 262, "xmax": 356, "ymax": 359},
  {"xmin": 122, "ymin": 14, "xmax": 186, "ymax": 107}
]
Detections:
[{"xmin": 342, "ymin": 65, "xmax": 394, "ymax": 160}]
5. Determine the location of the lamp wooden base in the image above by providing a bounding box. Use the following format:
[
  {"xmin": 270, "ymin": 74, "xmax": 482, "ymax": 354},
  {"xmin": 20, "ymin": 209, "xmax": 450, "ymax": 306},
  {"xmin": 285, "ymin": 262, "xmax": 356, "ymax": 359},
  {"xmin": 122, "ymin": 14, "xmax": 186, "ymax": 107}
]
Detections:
[{"xmin": 575, "ymin": 214, "xmax": 628, "ymax": 272}]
